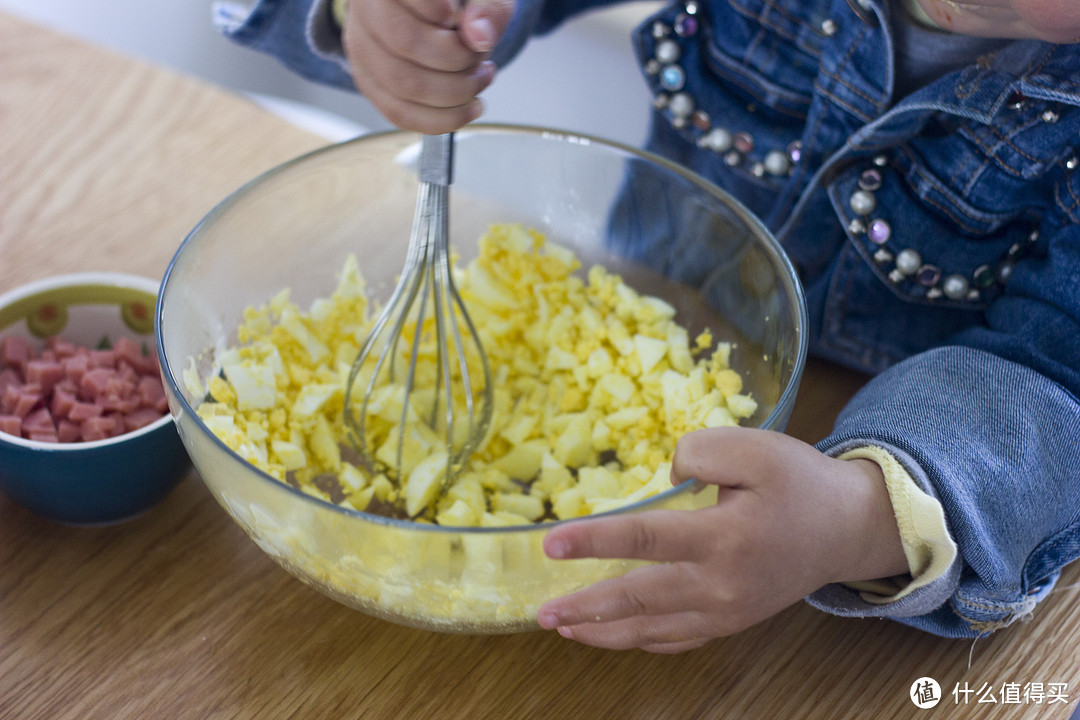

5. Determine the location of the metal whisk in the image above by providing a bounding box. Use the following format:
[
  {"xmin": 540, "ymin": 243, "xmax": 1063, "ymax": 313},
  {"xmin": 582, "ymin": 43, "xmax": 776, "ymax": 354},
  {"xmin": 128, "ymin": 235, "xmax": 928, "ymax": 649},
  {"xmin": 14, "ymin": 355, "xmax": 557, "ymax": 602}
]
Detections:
[{"xmin": 344, "ymin": 133, "xmax": 493, "ymax": 501}]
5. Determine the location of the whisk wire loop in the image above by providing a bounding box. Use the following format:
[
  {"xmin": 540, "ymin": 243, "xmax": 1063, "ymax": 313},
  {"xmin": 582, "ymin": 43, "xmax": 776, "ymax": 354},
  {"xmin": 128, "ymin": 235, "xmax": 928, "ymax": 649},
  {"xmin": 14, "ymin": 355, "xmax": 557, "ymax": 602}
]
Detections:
[{"xmin": 344, "ymin": 133, "xmax": 493, "ymax": 507}]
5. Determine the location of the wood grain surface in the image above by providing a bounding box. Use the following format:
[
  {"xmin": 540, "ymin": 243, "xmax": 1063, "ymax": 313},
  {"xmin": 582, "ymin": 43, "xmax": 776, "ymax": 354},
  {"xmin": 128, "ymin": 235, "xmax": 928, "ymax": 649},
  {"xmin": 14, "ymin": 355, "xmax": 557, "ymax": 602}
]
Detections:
[{"xmin": 1, "ymin": 12, "xmax": 1078, "ymax": 720}]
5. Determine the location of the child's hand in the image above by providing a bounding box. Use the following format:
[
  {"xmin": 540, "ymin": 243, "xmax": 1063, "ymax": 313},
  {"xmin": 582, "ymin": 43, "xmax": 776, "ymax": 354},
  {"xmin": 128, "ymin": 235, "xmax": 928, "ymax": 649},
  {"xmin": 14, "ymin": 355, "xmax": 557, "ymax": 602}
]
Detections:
[
  {"xmin": 536, "ymin": 427, "xmax": 909, "ymax": 653},
  {"xmin": 914, "ymin": 0, "xmax": 1080, "ymax": 43},
  {"xmin": 340, "ymin": 0, "xmax": 514, "ymax": 133}
]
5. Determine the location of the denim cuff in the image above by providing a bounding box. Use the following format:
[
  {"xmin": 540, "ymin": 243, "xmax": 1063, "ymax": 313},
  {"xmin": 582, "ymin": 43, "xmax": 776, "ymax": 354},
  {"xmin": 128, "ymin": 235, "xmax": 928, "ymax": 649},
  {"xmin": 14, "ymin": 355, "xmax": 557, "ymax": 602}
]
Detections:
[
  {"xmin": 806, "ymin": 345, "xmax": 1080, "ymax": 638},
  {"xmin": 807, "ymin": 440, "xmax": 962, "ymax": 620},
  {"xmin": 214, "ymin": 0, "xmax": 355, "ymax": 89}
]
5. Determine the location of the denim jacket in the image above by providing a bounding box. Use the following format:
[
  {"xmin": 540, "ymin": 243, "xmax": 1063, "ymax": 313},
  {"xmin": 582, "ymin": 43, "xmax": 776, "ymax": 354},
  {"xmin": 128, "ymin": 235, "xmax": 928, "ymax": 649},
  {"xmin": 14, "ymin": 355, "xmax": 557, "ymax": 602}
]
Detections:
[{"xmin": 218, "ymin": 0, "xmax": 1080, "ymax": 638}]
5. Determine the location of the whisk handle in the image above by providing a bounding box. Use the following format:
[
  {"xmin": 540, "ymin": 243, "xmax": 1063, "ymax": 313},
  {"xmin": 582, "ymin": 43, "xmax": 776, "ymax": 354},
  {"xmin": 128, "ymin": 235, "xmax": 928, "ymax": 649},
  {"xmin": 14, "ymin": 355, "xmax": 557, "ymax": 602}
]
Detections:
[{"xmin": 419, "ymin": 133, "xmax": 454, "ymax": 187}]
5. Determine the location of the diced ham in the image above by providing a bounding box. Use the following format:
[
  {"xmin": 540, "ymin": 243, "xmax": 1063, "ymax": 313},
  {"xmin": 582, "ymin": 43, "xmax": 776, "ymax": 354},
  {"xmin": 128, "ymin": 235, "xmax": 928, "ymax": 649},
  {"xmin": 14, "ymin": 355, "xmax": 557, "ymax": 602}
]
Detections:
[
  {"xmin": 0, "ymin": 415, "xmax": 21, "ymax": 436},
  {"xmin": 4, "ymin": 383, "xmax": 42, "ymax": 419},
  {"xmin": 46, "ymin": 337, "xmax": 78, "ymax": 358},
  {"xmin": 106, "ymin": 374, "xmax": 135, "ymax": 400},
  {"xmin": 57, "ymin": 419, "xmax": 82, "ymax": 443},
  {"xmin": 124, "ymin": 407, "xmax": 162, "ymax": 432},
  {"xmin": 23, "ymin": 407, "xmax": 56, "ymax": 435},
  {"xmin": 81, "ymin": 415, "xmax": 118, "ymax": 442},
  {"xmin": 0, "ymin": 368, "xmax": 20, "ymax": 394},
  {"xmin": 0, "ymin": 335, "xmax": 31, "ymax": 373},
  {"xmin": 68, "ymin": 401, "xmax": 104, "ymax": 422},
  {"xmin": 113, "ymin": 337, "xmax": 157, "ymax": 374},
  {"xmin": 88, "ymin": 349, "xmax": 116, "ymax": 369},
  {"xmin": 50, "ymin": 385, "xmax": 78, "ymax": 419},
  {"xmin": 80, "ymin": 367, "xmax": 115, "ymax": 401},
  {"xmin": 1, "ymin": 333, "xmax": 169, "ymax": 443},
  {"xmin": 105, "ymin": 412, "xmax": 127, "ymax": 437},
  {"xmin": 116, "ymin": 361, "xmax": 138, "ymax": 385},
  {"xmin": 138, "ymin": 375, "xmax": 168, "ymax": 412},
  {"xmin": 102, "ymin": 394, "xmax": 139, "ymax": 414},
  {"xmin": 25, "ymin": 359, "xmax": 65, "ymax": 396},
  {"xmin": 62, "ymin": 353, "xmax": 89, "ymax": 385}
]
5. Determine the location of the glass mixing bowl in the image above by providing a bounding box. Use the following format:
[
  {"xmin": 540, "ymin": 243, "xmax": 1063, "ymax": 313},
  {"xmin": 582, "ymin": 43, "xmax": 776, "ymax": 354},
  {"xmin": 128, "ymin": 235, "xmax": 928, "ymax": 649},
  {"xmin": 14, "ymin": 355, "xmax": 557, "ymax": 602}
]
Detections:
[{"xmin": 156, "ymin": 125, "xmax": 807, "ymax": 633}]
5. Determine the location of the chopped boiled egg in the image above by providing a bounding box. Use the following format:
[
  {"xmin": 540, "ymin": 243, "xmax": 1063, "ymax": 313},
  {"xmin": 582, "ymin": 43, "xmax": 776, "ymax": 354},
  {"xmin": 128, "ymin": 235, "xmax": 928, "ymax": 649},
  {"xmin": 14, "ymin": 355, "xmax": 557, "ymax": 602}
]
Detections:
[{"xmin": 194, "ymin": 223, "xmax": 758, "ymax": 526}]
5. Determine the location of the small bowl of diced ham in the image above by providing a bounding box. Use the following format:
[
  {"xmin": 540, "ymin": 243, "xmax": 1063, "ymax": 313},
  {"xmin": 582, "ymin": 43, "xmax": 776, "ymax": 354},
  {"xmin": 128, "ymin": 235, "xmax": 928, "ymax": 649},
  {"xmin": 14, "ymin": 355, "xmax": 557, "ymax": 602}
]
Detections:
[{"xmin": 0, "ymin": 273, "xmax": 191, "ymax": 525}]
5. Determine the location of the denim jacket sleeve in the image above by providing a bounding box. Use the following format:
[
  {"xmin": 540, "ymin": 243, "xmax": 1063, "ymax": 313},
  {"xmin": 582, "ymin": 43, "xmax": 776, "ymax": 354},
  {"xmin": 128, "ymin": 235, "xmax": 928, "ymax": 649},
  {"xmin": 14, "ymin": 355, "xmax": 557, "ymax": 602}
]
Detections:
[
  {"xmin": 807, "ymin": 183, "xmax": 1080, "ymax": 638},
  {"xmin": 212, "ymin": 0, "xmax": 617, "ymax": 87}
]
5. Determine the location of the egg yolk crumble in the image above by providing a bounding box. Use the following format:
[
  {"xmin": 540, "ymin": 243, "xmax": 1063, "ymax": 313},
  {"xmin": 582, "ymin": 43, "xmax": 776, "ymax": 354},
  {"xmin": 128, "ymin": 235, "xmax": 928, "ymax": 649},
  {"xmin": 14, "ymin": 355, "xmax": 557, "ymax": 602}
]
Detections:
[{"xmin": 191, "ymin": 224, "xmax": 757, "ymax": 525}]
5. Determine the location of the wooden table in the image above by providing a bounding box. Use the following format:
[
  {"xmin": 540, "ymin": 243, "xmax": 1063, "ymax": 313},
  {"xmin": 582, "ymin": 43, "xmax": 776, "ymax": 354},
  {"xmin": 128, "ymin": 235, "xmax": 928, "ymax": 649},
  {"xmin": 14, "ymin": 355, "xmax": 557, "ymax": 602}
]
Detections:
[{"xmin": 1, "ymin": 12, "xmax": 1077, "ymax": 719}]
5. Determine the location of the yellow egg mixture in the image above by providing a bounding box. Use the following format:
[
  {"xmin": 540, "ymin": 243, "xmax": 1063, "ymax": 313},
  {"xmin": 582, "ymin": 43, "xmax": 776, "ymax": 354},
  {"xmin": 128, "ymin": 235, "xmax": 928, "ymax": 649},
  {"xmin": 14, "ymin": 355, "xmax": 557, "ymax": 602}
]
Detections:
[{"xmin": 192, "ymin": 223, "xmax": 756, "ymax": 527}]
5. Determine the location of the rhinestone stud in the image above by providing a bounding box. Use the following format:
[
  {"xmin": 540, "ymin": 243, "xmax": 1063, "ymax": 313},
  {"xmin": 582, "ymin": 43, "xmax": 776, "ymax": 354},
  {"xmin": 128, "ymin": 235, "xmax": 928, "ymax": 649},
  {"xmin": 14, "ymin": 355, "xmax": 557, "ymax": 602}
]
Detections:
[
  {"xmin": 858, "ymin": 168, "xmax": 883, "ymax": 191},
  {"xmin": 733, "ymin": 132, "xmax": 755, "ymax": 154},
  {"xmin": 660, "ymin": 65, "xmax": 686, "ymax": 92},
  {"xmin": 868, "ymin": 218, "xmax": 891, "ymax": 244},
  {"xmin": 674, "ymin": 12, "xmax": 699, "ymax": 36},
  {"xmin": 917, "ymin": 264, "xmax": 942, "ymax": 287}
]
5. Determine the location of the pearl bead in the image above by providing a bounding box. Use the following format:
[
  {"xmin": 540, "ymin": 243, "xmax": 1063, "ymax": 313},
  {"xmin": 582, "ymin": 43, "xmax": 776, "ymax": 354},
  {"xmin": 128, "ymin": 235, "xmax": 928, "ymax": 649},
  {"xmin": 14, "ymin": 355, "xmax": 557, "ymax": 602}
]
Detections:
[
  {"xmin": 750, "ymin": 162, "xmax": 766, "ymax": 178},
  {"xmin": 764, "ymin": 149, "xmax": 792, "ymax": 175},
  {"xmin": 848, "ymin": 218, "xmax": 867, "ymax": 235},
  {"xmin": 895, "ymin": 249, "xmax": 921, "ymax": 275},
  {"xmin": 724, "ymin": 150, "xmax": 742, "ymax": 166},
  {"xmin": 701, "ymin": 128, "xmax": 732, "ymax": 152},
  {"xmin": 943, "ymin": 274, "xmax": 969, "ymax": 300},
  {"xmin": 669, "ymin": 92, "xmax": 694, "ymax": 117},
  {"xmin": 656, "ymin": 40, "xmax": 681, "ymax": 64},
  {"xmin": 821, "ymin": 18, "xmax": 838, "ymax": 36},
  {"xmin": 850, "ymin": 189, "xmax": 877, "ymax": 216}
]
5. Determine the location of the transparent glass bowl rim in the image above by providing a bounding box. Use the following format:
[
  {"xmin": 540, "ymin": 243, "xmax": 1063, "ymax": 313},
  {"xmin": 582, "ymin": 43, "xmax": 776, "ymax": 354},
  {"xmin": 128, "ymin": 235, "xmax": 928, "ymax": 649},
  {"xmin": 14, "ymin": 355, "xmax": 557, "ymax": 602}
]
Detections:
[{"xmin": 155, "ymin": 123, "xmax": 809, "ymax": 537}]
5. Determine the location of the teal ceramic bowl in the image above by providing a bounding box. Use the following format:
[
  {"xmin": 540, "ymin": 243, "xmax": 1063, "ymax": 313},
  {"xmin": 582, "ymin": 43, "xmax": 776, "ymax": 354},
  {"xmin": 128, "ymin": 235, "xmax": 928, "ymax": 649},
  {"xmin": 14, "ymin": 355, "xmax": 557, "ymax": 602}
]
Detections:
[{"xmin": 0, "ymin": 273, "xmax": 192, "ymax": 525}]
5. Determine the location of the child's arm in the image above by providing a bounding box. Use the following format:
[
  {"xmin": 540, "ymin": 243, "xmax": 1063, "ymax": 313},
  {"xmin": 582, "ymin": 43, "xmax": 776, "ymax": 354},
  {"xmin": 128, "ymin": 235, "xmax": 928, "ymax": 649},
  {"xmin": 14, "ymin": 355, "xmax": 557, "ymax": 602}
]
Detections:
[{"xmin": 536, "ymin": 427, "xmax": 912, "ymax": 652}]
